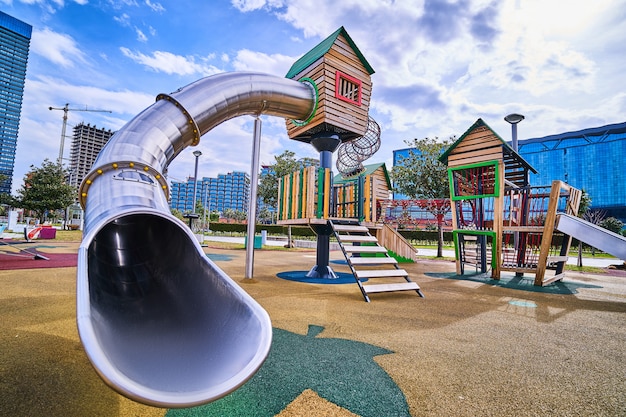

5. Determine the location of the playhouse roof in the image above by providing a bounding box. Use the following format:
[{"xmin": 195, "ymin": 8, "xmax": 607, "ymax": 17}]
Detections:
[
  {"xmin": 333, "ymin": 162, "xmax": 391, "ymax": 189},
  {"xmin": 285, "ymin": 26, "xmax": 375, "ymax": 79},
  {"xmin": 439, "ymin": 118, "xmax": 537, "ymax": 174}
]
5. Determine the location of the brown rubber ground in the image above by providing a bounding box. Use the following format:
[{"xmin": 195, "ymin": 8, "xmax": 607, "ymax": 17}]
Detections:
[{"xmin": 1, "ymin": 242, "xmax": 624, "ymax": 416}]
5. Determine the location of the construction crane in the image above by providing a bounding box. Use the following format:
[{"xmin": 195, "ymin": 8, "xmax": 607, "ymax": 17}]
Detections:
[{"xmin": 49, "ymin": 103, "xmax": 113, "ymax": 165}]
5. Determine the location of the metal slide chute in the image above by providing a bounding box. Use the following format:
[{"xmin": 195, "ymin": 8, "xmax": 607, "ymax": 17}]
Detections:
[
  {"xmin": 555, "ymin": 213, "xmax": 626, "ymax": 261},
  {"xmin": 77, "ymin": 72, "xmax": 316, "ymax": 407}
]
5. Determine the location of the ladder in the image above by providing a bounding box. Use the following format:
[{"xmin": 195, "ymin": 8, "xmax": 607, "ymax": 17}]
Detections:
[{"xmin": 330, "ymin": 219, "xmax": 424, "ymax": 302}]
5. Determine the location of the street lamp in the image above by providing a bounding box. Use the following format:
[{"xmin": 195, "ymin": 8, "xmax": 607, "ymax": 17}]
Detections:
[
  {"xmin": 504, "ymin": 113, "xmax": 525, "ymax": 152},
  {"xmin": 504, "ymin": 113, "xmax": 525, "ymax": 276},
  {"xmin": 185, "ymin": 150, "xmax": 202, "ymax": 230},
  {"xmin": 192, "ymin": 150, "xmax": 202, "ymax": 214}
]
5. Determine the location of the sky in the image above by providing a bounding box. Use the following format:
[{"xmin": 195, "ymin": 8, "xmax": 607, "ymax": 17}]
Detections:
[{"xmin": 2, "ymin": 0, "xmax": 625, "ymax": 194}]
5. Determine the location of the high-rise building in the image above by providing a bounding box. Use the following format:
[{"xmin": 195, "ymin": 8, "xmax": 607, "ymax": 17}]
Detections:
[
  {"xmin": 68, "ymin": 122, "xmax": 115, "ymax": 188},
  {"xmin": 170, "ymin": 171, "xmax": 250, "ymax": 214},
  {"xmin": 0, "ymin": 11, "xmax": 32, "ymax": 194}
]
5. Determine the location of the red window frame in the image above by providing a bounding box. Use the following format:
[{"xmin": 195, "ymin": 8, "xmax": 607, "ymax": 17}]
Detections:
[{"xmin": 335, "ymin": 71, "xmax": 362, "ymax": 106}]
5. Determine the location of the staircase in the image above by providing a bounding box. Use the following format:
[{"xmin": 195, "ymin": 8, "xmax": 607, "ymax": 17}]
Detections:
[{"xmin": 331, "ymin": 219, "xmax": 424, "ymax": 302}]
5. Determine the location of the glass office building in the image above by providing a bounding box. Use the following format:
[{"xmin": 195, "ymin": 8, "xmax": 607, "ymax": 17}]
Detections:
[
  {"xmin": 170, "ymin": 171, "xmax": 250, "ymax": 214},
  {"xmin": 0, "ymin": 12, "xmax": 32, "ymax": 194},
  {"xmin": 517, "ymin": 121, "xmax": 626, "ymax": 223}
]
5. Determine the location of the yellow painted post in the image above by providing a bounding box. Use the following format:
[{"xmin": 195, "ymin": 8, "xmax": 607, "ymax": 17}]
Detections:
[
  {"xmin": 323, "ymin": 168, "xmax": 331, "ymax": 218},
  {"xmin": 306, "ymin": 166, "xmax": 316, "ymax": 218}
]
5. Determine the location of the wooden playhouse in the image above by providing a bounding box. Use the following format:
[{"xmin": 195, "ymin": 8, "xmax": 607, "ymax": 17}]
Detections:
[
  {"xmin": 439, "ymin": 118, "xmax": 582, "ymax": 286},
  {"xmin": 284, "ymin": 26, "xmax": 374, "ymax": 143}
]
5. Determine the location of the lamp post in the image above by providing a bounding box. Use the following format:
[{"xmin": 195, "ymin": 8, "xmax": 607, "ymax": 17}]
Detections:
[
  {"xmin": 504, "ymin": 113, "xmax": 525, "ymax": 152},
  {"xmin": 185, "ymin": 150, "xmax": 202, "ymax": 230},
  {"xmin": 504, "ymin": 113, "xmax": 525, "ymax": 276},
  {"xmin": 192, "ymin": 150, "xmax": 202, "ymax": 214}
]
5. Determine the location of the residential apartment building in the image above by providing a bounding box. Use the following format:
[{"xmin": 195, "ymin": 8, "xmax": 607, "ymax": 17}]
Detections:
[
  {"xmin": 0, "ymin": 11, "xmax": 31, "ymax": 194},
  {"xmin": 68, "ymin": 122, "xmax": 115, "ymax": 188},
  {"xmin": 170, "ymin": 171, "xmax": 250, "ymax": 214}
]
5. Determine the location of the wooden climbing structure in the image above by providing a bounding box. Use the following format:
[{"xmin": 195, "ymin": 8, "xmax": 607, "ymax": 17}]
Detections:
[
  {"xmin": 277, "ymin": 163, "xmax": 423, "ymax": 300},
  {"xmin": 439, "ymin": 118, "xmax": 582, "ymax": 286}
]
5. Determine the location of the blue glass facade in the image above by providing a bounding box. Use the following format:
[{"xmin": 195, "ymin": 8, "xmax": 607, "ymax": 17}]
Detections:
[
  {"xmin": 517, "ymin": 122, "xmax": 626, "ymax": 223},
  {"xmin": 0, "ymin": 12, "xmax": 31, "ymax": 194},
  {"xmin": 170, "ymin": 171, "xmax": 250, "ymax": 214}
]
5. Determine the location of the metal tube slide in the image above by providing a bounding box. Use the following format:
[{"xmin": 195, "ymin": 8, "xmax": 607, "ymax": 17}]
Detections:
[{"xmin": 77, "ymin": 72, "xmax": 316, "ymax": 407}]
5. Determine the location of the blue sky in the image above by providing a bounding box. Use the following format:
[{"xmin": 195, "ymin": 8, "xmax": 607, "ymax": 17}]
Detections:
[{"xmin": 3, "ymin": 0, "xmax": 625, "ymax": 193}]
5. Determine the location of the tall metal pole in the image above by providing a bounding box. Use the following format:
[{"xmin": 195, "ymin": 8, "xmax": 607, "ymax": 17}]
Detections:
[
  {"xmin": 245, "ymin": 116, "xmax": 262, "ymax": 279},
  {"xmin": 57, "ymin": 104, "xmax": 69, "ymax": 165},
  {"xmin": 504, "ymin": 113, "xmax": 524, "ymax": 152},
  {"xmin": 192, "ymin": 150, "xmax": 202, "ymax": 214},
  {"xmin": 504, "ymin": 113, "xmax": 525, "ymax": 276}
]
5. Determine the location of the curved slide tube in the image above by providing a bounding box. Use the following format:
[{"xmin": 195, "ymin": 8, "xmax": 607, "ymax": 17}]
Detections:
[{"xmin": 77, "ymin": 72, "xmax": 316, "ymax": 407}]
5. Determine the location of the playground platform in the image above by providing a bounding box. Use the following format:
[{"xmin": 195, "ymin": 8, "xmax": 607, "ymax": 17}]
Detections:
[{"xmin": 1, "ymin": 242, "xmax": 624, "ymax": 416}]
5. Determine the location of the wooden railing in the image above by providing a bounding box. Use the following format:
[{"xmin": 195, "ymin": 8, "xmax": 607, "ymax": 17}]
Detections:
[{"xmin": 277, "ymin": 167, "xmax": 380, "ymax": 223}]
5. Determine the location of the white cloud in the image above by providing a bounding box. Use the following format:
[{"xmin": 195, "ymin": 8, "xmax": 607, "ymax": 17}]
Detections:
[
  {"xmin": 119, "ymin": 48, "xmax": 222, "ymax": 76},
  {"xmin": 231, "ymin": 49, "xmax": 295, "ymax": 76},
  {"xmin": 231, "ymin": 0, "xmax": 284, "ymax": 13},
  {"xmin": 114, "ymin": 13, "xmax": 131, "ymax": 26},
  {"xmin": 30, "ymin": 27, "xmax": 88, "ymax": 68},
  {"xmin": 145, "ymin": 0, "xmax": 165, "ymax": 13},
  {"xmin": 135, "ymin": 27, "xmax": 147, "ymax": 42}
]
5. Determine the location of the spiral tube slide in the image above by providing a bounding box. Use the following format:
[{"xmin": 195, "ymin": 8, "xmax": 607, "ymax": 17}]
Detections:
[
  {"xmin": 76, "ymin": 72, "xmax": 316, "ymax": 407},
  {"xmin": 336, "ymin": 116, "xmax": 381, "ymax": 177}
]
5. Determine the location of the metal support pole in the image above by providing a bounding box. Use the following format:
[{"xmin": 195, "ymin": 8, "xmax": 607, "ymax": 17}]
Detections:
[
  {"xmin": 192, "ymin": 151, "xmax": 201, "ymax": 214},
  {"xmin": 245, "ymin": 116, "xmax": 262, "ymax": 279},
  {"xmin": 306, "ymin": 134, "xmax": 341, "ymax": 279}
]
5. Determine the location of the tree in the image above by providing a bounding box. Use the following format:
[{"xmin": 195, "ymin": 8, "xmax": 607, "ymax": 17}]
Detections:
[
  {"xmin": 16, "ymin": 159, "xmax": 75, "ymax": 223},
  {"xmin": 258, "ymin": 150, "xmax": 318, "ymax": 211},
  {"xmin": 600, "ymin": 217, "xmax": 624, "ymax": 234},
  {"xmin": 392, "ymin": 137, "xmax": 454, "ymax": 257}
]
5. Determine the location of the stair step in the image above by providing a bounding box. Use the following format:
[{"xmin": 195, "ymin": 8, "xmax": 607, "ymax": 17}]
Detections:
[
  {"xmin": 333, "ymin": 224, "xmax": 369, "ymax": 233},
  {"xmin": 363, "ymin": 282, "xmax": 421, "ymax": 294},
  {"xmin": 343, "ymin": 245, "xmax": 388, "ymax": 253},
  {"xmin": 356, "ymin": 269, "xmax": 408, "ymax": 279},
  {"xmin": 337, "ymin": 235, "xmax": 378, "ymax": 243},
  {"xmin": 348, "ymin": 257, "xmax": 398, "ymax": 265}
]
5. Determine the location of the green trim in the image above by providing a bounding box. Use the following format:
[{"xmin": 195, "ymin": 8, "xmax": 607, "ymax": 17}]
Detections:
[
  {"xmin": 288, "ymin": 173, "xmax": 294, "ymax": 219},
  {"xmin": 448, "ymin": 160, "xmax": 500, "ymax": 201},
  {"xmin": 290, "ymin": 77, "xmax": 319, "ymax": 127},
  {"xmin": 278, "ymin": 178, "xmax": 284, "ymax": 220},
  {"xmin": 358, "ymin": 175, "xmax": 364, "ymax": 222},
  {"xmin": 285, "ymin": 26, "xmax": 375, "ymax": 79},
  {"xmin": 453, "ymin": 230, "xmax": 497, "ymax": 271},
  {"xmin": 316, "ymin": 168, "xmax": 325, "ymax": 219},
  {"xmin": 334, "ymin": 162, "xmax": 391, "ymax": 189}
]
